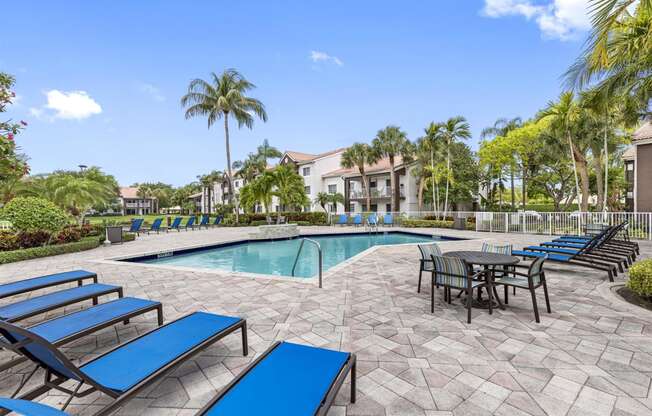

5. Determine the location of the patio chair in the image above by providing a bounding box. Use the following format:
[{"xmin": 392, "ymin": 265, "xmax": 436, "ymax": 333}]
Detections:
[
  {"xmin": 481, "ymin": 242, "xmax": 515, "ymax": 294},
  {"xmin": 143, "ymin": 218, "xmax": 163, "ymax": 234},
  {"xmin": 352, "ymin": 214, "xmax": 362, "ymax": 226},
  {"xmin": 0, "ymin": 270, "xmax": 97, "ymax": 301},
  {"xmin": 126, "ymin": 218, "xmax": 144, "ymax": 236},
  {"xmin": 168, "ymin": 217, "xmax": 183, "ymax": 232},
  {"xmin": 0, "ymin": 283, "xmax": 123, "ymax": 323},
  {"xmin": 1, "ymin": 311, "xmax": 248, "ymax": 416},
  {"xmin": 196, "ymin": 341, "xmax": 355, "ymax": 416},
  {"xmin": 0, "ymin": 398, "xmax": 70, "ymax": 416},
  {"xmin": 557, "ymin": 221, "xmax": 639, "ymax": 255},
  {"xmin": 383, "ymin": 213, "xmax": 394, "ymax": 227},
  {"xmin": 549, "ymin": 223, "xmax": 636, "ymax": 262},
  {"xmin": 0, "ymin": 297, "xmax": 162, "ymax": 372},
  {"xmin": 334, "ymin": 214, "xmax": 348, "ymax": 226},
  {"xmin": 366, "ymin": 214, "xmax": 378, "ymax": 230},
  {"xmin": 182, "ymin": 216, "xmax": 197, "ymax": 231},
  {"xmin": 417, "ymin": 243, "xmax": 442, "ymax": 293},
  {"xmin": 210, "ymin": 215, "xmax": 224, "ymax": 227},
  {"xmin": 494, "ymin": 255, "xmax": 550, "ymax": 323},
  {"xmin": 197, "ymin": 215, "xmax": 210, "ymax": 229},
  {"xmin": 430, "ymin": 255, "xmax": 489, "ymax": 323}
]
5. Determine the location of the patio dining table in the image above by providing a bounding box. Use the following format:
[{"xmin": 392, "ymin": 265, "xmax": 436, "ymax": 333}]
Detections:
[{"xmin": 445, "ymin": 250, "xmax": 520, "ymax": 310}]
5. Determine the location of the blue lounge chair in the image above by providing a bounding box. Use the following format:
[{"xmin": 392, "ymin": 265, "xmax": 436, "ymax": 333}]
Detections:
[
  {"xmin": 168, "ymin": 217, "xmax": 183, "ymax": 232},
  {"xmin": 144, "ymin": 218, "xmax": 163, "ymax": 234},
  {"xmin": 126, "ymin": 218, "xmax": 144, "ymax": 236},
  {"xmin": 0, "ymin": 297, "xmax": 162, "ymax": 372},
  {"xmin": 0, "ymin": 283, "xmax": 123, "ymax": 323},
  {"xmin": 383, "ymin": 213, "xmax": 394, "ymax": 227},
  {"xmin": 211, "ymin": 215, "xmax": 223, "ymax": 227},
  {"xmin": 0, "ymin": 270, "xmax": 97, "ymax": 301},
  {"xmin": 352, "ymin": 214, "xmax": 362, "ymax": 226},
  {"xmin": 0, "ymin": 398, "xmax": 70, "ymax": 416},
  {"xmin": 197, "ymin": 215, "xmax": 210, "ymax": 229},
  {"xmin": 334, "ymin": 214, "xmax": 348, "ymax": 226},
  {"xmin": 196, "ymin": 341, "xmax": 355, "ymax": 416},
  {"xmin": 1, "ymin": 311, "xmax": 248, "ymax": 415},
  {"xmin": 367, "ymin": 214, "xmax": 378, "ymax": 226},
  {"xmin": 183, "ymin": 216, "xmax": 196, "ymax": 231}
]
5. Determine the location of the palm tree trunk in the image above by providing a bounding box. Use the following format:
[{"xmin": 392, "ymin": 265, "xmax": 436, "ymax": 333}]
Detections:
[
  {"xmin": 430, "ymin": 149, "xmax": 436, "ymax": 215},
  {"xmin": 389, "ymin": 158, "xmax": 395, "ymax": 213},
  {"xmin": 603, "ymin": 110, "xmax": 609, "ymax": 212},
  {"xmin": 418, "ymin": 177, "xmax": 424, "ymax": 211},
  {"xmin": 224, "ymin": 114, "xmax": 238, "ymax": 223},
  {"xmin": 593, "ymin": 149, "xmax": 605, "ymax": 212},
  {"xmin": 576, "ymin": 153, "xmax": 590, "ymax": 212},
  {"xmin": 510, "ymin": 167, "xmax": 515, "ymax": 210},
  {"xmin": 567, "ymin": 131, "xmax": 582, "ymax": 211},
  {"xmin": 522, "ymin": 169, "xmax": 527, "ymax": 210},
  {"xmin": 362, "ymin": 173, "xmax": 370, "ymax": 211},
  {"xmin": 443, "ymin": 146, "xmax": 451, "ymax": 219}
]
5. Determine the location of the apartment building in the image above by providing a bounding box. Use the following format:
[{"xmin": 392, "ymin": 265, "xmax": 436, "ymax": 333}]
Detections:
[
  {"xmin": 624, "ymin": 121, "xmax": 652, "ymax": 212},
  {"xmin": 118, "ymin": 187, "xmax": 158, "ymax": 215}
]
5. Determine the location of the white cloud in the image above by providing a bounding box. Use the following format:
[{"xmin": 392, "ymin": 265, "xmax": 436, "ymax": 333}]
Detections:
[
  {"xmin": 29, "ymin": 90, "xmax": 102, "ymax": 121},
  {"xmin": 310, "ymin": 50, "xmax": 343, "ymax": 66},
  {"xmin": 138, "ymin": 83, "xmax": 165, "ymax": 102},
  {"xmin": 482, "ymin": 0, "xmax": 592, "ymax": 40}
]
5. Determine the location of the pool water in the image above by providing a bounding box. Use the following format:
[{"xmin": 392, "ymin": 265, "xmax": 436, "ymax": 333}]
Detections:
[{"xmin": 134, "ymin": 232, "xmax": 447, "ymax": 277}]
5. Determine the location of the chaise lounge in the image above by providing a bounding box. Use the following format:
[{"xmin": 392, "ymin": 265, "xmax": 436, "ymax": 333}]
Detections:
[{"xmin": 0, "ymin": 270, "xmax": 97, "ymax": 301}]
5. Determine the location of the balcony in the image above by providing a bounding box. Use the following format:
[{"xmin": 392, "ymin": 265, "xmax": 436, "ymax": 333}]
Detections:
[{"xmin": 348, "ymin": 187, "xmax": 405, "ymax": 200}]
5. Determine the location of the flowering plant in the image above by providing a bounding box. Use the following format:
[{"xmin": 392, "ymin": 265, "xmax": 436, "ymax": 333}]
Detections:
[{"xmin": 0, "ymin": 73, "xmax": 29, "ymax": 181}]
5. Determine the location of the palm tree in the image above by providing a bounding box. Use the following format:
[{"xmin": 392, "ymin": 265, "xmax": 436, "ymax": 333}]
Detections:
[
  {"xmin": 340, "ymin": 143, "xmax": 380, "ymax": 211},
  {"xmin": 423, "ymin": 123, "xmax": 443, "ymax": 214},
  {"xmin": 181, "ymin": 69, "xmax": 268, "ymax": 211},
  {"xmin": 313, "ymin": 192, "xmax": 330, "ymax": 212},
  {"xmin": 197, "ymin": 170, "xmax": 223, "ymax": 213},
  {"xmin": 328, "ymin": 192, "xmax": 345, "ymax": 212},
  {"xmin": 480, "ymin": 117, "xmax": 522, "ymax": 210},
  {"xmin": 372, "ymin": 126, "xmax": 414, "ymax": 213},
  {"xmin": 538, "ymin": 92, "xmax": 584, "ymax": 210},
  {"xmin": 256, "ymin": 139, "xmax": 282, "ymax": 167},
  {"xmin": 271, "ymin": 164, "xmax": 309, "ymax": 222},
  {"xmin": 438, "ymin": 116, "xmax": 471, "ymax": 218},
  {"xmin": 240, "ymin": 173, "xmax": 274, "ymax": 214}
]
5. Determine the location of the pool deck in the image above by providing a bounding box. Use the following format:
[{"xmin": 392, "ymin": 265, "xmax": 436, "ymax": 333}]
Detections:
[{"xmin": 0, "ymin": 226, "xmax": 651, "ymax": 415}]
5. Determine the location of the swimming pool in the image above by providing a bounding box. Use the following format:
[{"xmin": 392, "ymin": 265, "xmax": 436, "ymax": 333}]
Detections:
[{"xmin": 123, "ymin": 232, "xmax": 460, "ymax": 278}]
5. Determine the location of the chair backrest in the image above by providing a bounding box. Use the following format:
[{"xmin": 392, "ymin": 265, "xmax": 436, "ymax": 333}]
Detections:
[
  {"xmin": 418, "ymin": 243, "xmax": 441, "ymax": 260},
  {"xmin": 213, "ymin": 215, "xmax": 223, "ymax": 225},
  {"xmin": 579, "ymin": 226, "xmax": 614, "ymax": 254},
  {"xmin": 481, "ymin": 242, "xmax": 512, "ymax": 255},
  {"xmin": 171, "ymin": 217, "xmax": 182, "ymax": 228},
  {"xmin": 0, "ymin": 321, "xmax": 82, "ymax": 382},
  {"xmin": 337, "ymin": 214, "xmax": 348, "ymax": 224},
  {"xmin": 430, "ymin": 255, "xmax": 471, "ymax": 288},
  {"xmin": 383, "ymin": 214, "xmax": 393, "ymax": 224},
  {"xmin": 528, "ymin": 255, "xmax": 547, "ymax": 285},
  {"xmin": 151, "ymin": 218, "xmax": 163, "ymax": 230},
  {"xmin": 186, "ymin": 216, "xmax": 196, "ymax": 227},
  {"xmin": 353, "ymin": 214, "xmax": 362, "ymax": 224},
  {"xmin": 200, "ymin": 215, "xmax": 209, "ymax": 225},
  {"xmin": 585, "ymin": 223, "xmax": 608, "ymax": 236},
  {"xmin": 129, "ymin": 218, "xmax": 144, "ymax": 232},
  {"xmin": 367, "ymin": 214, "xmax": 377, "ymax": 225}
]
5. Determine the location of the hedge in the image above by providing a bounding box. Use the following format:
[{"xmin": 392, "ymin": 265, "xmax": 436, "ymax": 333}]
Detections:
[
  {"xmin": 0, "ymin": 237, "xmax": 102, "ymax": 264},
  {"xmin": 627, "ymin": 259, "xmax": 652, "ymax": 297},
  {"xmin": 225, "ymin": 212, "xmax": 328, "ymax": 226},
  {"xmin": 401, "ymin": 219, "xmax": 454, "ymax": 228}
]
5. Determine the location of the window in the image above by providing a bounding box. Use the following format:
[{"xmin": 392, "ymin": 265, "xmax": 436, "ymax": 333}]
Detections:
[
  {"xmin": 386, "ymin": 204, "xmax": 391, "ymax": 212},
  {"xmin": 370, "ymin": 181, "xmax": 377, "ymax": 188},
  {"xmin": 627, "ymin": 162, "xmax": 634, "ymax": 171},
  {"xmin": 328, "ymin": 184, "xmax": 337, "ymax": 194},
  {"xmin": 304, "ymin": 186, "xmax": 311, "ymax": 194},
  {"xmin": 386, "ymin": 179, "xmax": 391, "ymax": 187},
  {"xmin": 330, "ymin": 204, "xmax": 337, "ymax": 212},
  {"xmin": 302, "ymin": 167, "xmax": 311, "ymax": 176},
  {"xmin": 370, "ymin": 204, "xmax": 378, "ymax": 212}
]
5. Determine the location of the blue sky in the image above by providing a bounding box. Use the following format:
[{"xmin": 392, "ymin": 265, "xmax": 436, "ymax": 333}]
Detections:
[{"xmin": 4, "ymin": 0, "xmax": 592, "ymax": 186}]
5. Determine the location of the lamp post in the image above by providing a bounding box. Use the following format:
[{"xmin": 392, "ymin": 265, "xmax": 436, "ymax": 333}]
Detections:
[{"xmin": 78, "ymin": 164, "xmax": 88, "ymax": 172}]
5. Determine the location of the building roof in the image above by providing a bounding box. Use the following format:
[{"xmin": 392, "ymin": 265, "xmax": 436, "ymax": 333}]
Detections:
[
  {"xmin": 188, "ymin": 192, "xmax": 203, "ymax": 199},
  {"xmin": 633, "ymin": 121, "xmax": 652, "ymax": 142},
  {"xmin": 282, "ymin": 148, "xmax": 347, "ymax": 164},
  {"xmin": 119, "ymin": 187, "xmax": 156, "ymax": 199},
  {"xmin": 622, "ymin": 146, "xmax": 636, "ymax": 161},
  {"xmin": 322, "ymin": 156, "xmax": 408, "ymax": 178}
]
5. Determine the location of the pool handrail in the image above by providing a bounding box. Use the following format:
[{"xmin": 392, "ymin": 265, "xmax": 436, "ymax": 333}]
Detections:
[{"xmin": 291, "ymin": 238, "xmax": 323, "ymax": 288}]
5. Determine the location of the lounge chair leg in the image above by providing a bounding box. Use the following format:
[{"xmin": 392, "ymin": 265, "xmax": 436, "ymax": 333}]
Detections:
[
  {"xmin": 487, "ymin": 286, "xmax": 493, "ymax": 315},
  {"xmin": 92, "ymin": 296, "xmax": 98, "ymax": 306},
  {"xmin": 542, "ymin": 279, "xmax": 551, "ymax": 313},
  {"xmin": 447, "ymin": 287, "xmax": 452, "ymax": 304},
  {"xmin": 431, "ymin": 281, "xmax": 435, "ymax": 313},
  {"xmin": 607, "ymin": 269, "xmax": 614, "ymax": 282},
  {"xmin": 504, "ymin": 285, "xmax": 509, "ymax": 305},
  {"xmin": 466, "ymin": 288, "xmax": 472, "ymax": 324},
  {"xmin": 241, "ymin": 321, "xmax": 249, "ymax": 356},
  {"xmin": 156, "ymin": 305, "xmax": 164, "ymax": 326},
  {"xmin": 417, "ymin": 269, "xmax": 422, "ymax": 293},
  {"xmin": 513, "ymin": 286, "xmax": 516, "ymax": 296},
  {"xmin": 11, "ymin": 365, "xmax": 38, "ymax": 398},
  {"xmin": 530, "ymin": 289, "xmax": 540, "ymax": 323},
  {"xmin": 351, "ymin": 357, "xmax": 357, "ymax": 403}
]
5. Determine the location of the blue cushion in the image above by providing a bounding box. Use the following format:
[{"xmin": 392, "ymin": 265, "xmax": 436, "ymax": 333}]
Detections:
[
  {"xmin": 543, "ymin": 242, "xmax": 585, "ymax": 249},
  {"xmin": 0, "ymin": 283, "xmax": 119, "ymax": 321},
  {"xmin": 0, "ymin": 398, "xmax": 70, "ymax": 416},
  {"xmin": 203, "ymin": 342, "xmax": 350, "ymax": 416},
  {"xmin": 30, "ymin": 297, "xmax": 159, "ymax": 343},
  {"xmin": 0, "ymin": 270, "xmax": 95, "ymax": 299},
  {"xmin": 81, "ymin": 312, "xmax": 241, "ymax": 393},
  {"xmin": 554, "ymin": 237, "xmax": 591, "ymax": 243},
  {"xmin": 513, "ymin": 250, "xmax": 571, "ymax": 262},
  {"xmin": 525, "ymin": 246, "xmax": 579, "ymax": 255}
]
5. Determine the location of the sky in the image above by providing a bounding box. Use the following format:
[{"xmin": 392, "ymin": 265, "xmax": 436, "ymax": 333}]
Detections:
[{"xmin": 4, "ymin": 0, "xmax": 594, "ymax": 186}]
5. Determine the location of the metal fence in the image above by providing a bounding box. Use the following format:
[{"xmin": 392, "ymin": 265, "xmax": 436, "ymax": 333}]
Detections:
[{"xmin": 329, "ymin": 210, "xmax": 652, "ymax": 240}]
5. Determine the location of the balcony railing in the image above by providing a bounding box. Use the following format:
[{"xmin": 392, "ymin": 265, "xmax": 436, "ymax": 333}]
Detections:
[{"xmin": 348, "ymin": 187, "xmax": 405, "ymax": 199}]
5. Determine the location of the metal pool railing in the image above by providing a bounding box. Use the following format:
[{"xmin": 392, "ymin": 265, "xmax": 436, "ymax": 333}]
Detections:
[{"xmin": 291, "ymin": 238, "xmax": 323, "ymax": 288}]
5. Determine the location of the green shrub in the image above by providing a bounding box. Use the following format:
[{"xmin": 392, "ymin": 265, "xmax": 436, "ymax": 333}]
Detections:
[
  {"xmin": 55, "ymin": 227, "xmax": 82, "ymax": 244},
  {"xmin": 627, "ymin": 259, "xmax": 652, "ymax": 297},
  {"xmin": 296, "ymin": 221, "xmax": 311, "ymax": 226},
  {"xmin": 123, "ymin": 232, "xmax": 136, "ymax": 242},
  {"xmin": 250, "ymin": 220, "xmax": 268, "ymax": 226},
  {"xmin": 0, "ymin": 197, "xmax": 68, "ymax": 233},
  {"xmin": 16, "ymin": 231, "xmax": 51, "ymax": 248},
  {"xmin": 402, "ymin": 219, "xmax": 454, "ymax": 228},
  {"xmin": 0, "ymin": 237, "xmax": 101, "ymax": 264},
  {"xmin": 0, "ymin": 230, "xmax": 18, "ymax": 251}
]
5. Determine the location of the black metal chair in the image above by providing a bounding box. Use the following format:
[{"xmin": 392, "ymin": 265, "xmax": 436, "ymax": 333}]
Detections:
[
  {"xmin": 493, "ymin": 255, "xmax": 550, "ymax": 323},
  {"xmin": 417, "ymin": 243, "xmax": 441, "ymax": 293}
]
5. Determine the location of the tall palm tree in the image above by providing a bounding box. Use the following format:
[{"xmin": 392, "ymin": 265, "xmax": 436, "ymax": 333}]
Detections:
[
  {"xmin": 181, "ymin": 69, "xmax": 268, "ymax": 210},
  {"xmin": 256, "ymin": 139, "xmax": 282, "ymax": 167},
  {"xmin": 423, "ymin": 123, "xmax": 444, "ymax": 213},
  {"xmin": 538, "ymin": 92, "xmax": 584, "ymax": 210},
  {"xmin": 438, "ymin": 116, "xmax": 471, "ymax": 218},
  {"xmin": 372, "ymin": 126, "xmax": 414, "ymax": 213},
  {"xmin": 340, "ymin": 143, "xmax": 380, "ymax": 211},
  {"xmin": 480, "ymin": 117, "xmax": 522, "ymax": 209}
]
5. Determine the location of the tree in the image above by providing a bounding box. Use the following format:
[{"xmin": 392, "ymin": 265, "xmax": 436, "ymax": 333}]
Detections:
[
  {"xmin": 481, "ymin": 117, "xmax": 522, "ymax": 209},
  {"xmin": 422, "ymin": 123, "xmax": 444, "ymax": 214},
  {"xmin": 0, "ymin": 73, "xmax": 29, "ymax": 187},
  {"xmin": 437, "ymin": 117, "xmax": 472, "ymax": 218},
  {"xmin": 171, "ymin": 182, "xmax": 201, "ymax": 214},
  {"xmin": 256, "ymin": 139, "xmax": 282, "ymax": 167},
  {"xmin": 133, "ymin": 182, "xmax": 174, "ymax": 209},
  {"xmin": 197, "ymin": 170, "xmax": 223, "ymax": 213},
  {"xmin": 181, "ymin": 69, "xmax": 268, "ymax": 216},
  {"xmin": 328, "ymin": 192, "xmax": 345, "ymax": 212},
  {"xmin": 340, "ymin": 143, "xmax": 380, "ymax": 211},
  {"xmin": 271, "ymin": 164, "xmax": 309, "ymax": 222},
  {"xmin": 240, "ymin": 172, "xmax": 274, "ymax": 214},
  {"xmin": 313, "ymin": 192, "xmax": 330, "ymax": 212},
  {"xmin": 372, "ymin": 126, "xmax": 414, "ymax": 212}
]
